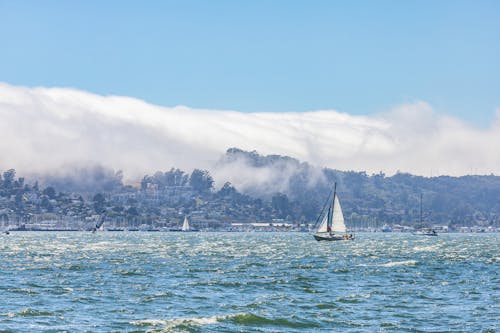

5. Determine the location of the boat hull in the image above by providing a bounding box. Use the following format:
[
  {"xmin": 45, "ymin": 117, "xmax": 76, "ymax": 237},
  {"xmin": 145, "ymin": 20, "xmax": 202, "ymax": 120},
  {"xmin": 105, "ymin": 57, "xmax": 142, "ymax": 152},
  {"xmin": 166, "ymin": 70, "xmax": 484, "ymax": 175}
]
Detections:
[
  {"xmin": 413, "ymin": 232, "xmax": 438, "ymax": 236},
  {"xmin": 413, "ymin": 229, "xmax": 438, "ymax": 236},
  {"xmin": 169, "ymin": 229, "xmax": 200, "ymax": 232},
  {"xmin": 313, "ymin": 233, "xmax": 354, "ymax": 241}
]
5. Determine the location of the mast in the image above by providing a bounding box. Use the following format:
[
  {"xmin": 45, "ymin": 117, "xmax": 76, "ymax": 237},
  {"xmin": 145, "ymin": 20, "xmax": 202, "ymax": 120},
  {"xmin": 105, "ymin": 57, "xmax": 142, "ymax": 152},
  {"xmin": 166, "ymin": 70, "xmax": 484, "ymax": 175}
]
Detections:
[
  {"xmin": 420, "ymin": 193, "xmax": 423, "ymax": 225},
  {"xmin": 327, "ymin": 183, "xmax": 337, "ymax": 230}
]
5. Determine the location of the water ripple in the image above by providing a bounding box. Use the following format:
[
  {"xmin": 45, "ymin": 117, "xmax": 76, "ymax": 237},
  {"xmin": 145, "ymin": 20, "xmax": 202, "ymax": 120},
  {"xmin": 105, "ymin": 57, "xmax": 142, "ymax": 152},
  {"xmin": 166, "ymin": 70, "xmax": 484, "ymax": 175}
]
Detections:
[{"xmin": 0, "ymin": 232, "xmax": 498, "ymax": 332}]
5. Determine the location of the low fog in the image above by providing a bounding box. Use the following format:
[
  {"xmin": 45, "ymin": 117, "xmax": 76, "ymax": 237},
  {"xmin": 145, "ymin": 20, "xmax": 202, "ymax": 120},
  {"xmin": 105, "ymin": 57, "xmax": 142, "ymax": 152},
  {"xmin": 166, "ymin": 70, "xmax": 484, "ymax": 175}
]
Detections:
[{"xmin": 1, "ymin": 82, "xmax": 499, "ymax": 191}]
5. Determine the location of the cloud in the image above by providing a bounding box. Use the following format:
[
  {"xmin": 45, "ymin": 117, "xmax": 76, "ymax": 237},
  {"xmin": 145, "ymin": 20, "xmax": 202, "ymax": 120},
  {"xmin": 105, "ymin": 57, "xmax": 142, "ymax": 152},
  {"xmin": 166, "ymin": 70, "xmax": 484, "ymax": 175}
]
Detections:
[
  {"xmin": 212, "ymin": 149, "xmax": 327, "ymax": 198},
  {"xmin": 0, "ymin": 82, "xmax": 499, "ymax": 185}
]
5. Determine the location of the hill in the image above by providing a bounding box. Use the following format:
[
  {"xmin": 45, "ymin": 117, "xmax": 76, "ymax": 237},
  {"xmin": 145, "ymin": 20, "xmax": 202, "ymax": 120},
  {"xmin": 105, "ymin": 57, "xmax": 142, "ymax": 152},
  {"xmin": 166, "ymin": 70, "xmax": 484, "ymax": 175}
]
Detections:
[{"xmin": 1, "ymin": 148, "xmax": 498, "ymax": 230}]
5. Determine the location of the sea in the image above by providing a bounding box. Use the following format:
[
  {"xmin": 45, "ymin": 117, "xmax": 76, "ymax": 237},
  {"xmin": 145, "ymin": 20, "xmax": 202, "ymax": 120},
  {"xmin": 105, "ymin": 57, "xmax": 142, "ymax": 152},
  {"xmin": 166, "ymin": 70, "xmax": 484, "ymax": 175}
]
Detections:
[{"xmin": 0, "ymin": 232, "xmax": 498, "ymax": 333}]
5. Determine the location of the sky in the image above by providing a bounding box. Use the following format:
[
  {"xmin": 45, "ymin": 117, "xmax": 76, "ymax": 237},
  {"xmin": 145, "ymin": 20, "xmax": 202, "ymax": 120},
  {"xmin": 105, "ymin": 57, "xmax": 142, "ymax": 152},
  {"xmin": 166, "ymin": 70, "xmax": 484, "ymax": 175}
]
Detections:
[
  {"xmin": 1, "ymin": 1, "xmax": 499, "ymax": 124},
  {"xmin": 0, "ymin": 1, "xmax": 499, "ymax": 179}
]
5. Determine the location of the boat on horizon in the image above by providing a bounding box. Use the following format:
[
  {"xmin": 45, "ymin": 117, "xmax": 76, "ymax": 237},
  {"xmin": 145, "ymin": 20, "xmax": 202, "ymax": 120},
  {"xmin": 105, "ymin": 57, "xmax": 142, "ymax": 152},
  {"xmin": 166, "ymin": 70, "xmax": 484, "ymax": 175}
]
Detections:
[
  {"xmin": 170, "ymin": 216, "xmax": 199, "ymax": 232},
  {"xmin": 413, "ymin": 228, "xmax": 438, "ymax": 236},
  {"xmin": 381, "ymin": 224, "xmax": 392, "ymax": 232},
  {"xmin": 413, "ymin": 194, "xmax": 438, "ymax": 236},
  {"xmin": 313, "ymin": 183, "xmax": 354, "ymax": 241}
]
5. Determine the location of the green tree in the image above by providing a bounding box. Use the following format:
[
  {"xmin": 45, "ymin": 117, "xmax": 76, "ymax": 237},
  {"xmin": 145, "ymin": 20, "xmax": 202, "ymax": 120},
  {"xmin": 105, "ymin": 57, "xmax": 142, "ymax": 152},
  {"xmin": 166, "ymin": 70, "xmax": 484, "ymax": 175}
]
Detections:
[
  {"xmin": 43, "ymin": 186, "xmax": 57, "ymax": 200},
  {"xmin": 189, "ymin": 169, "xmax": 214, "ymax": 192},
  {"xmin": 93, "ymin": 193, "xmax": 106, "ymax": 214},
  {"xmin": 272, "ymin": 193, "xmax": 290, "ymax": 219},
  {"xmin": 2, "ymin": 169, "xmax": 16, "ymax": 188},
  {"xmin": 41, "ymin": 197, "xmax": 53, "ymax": 212},
  {"xmin": 165, "ymin": 168, "xmax": 189, "ymax": 186},
  {"xmin": 218, "ymin": 182, "xmax": 237, "ymax": 197}
]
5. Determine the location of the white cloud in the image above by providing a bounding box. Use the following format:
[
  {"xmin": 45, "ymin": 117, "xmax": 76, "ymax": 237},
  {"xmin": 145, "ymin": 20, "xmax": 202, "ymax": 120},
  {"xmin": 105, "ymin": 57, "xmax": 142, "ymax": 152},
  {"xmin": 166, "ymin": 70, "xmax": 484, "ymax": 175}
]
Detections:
[{"xmin": 0, "ymin": 82, "xmax": 499, "ymax": 184}]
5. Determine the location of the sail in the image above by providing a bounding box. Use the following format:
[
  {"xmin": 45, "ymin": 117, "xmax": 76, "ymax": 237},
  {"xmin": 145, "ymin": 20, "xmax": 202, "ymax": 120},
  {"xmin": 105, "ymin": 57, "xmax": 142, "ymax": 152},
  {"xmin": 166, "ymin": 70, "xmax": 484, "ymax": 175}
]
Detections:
[
  {"xmin": 316, "ymin": 212, "xmax": 329, "ymax": 233},
  {"xmin": 331, "ymin": 195, "xmax": 346, "ymax": 232},
  {"xmin": 181, "ymin": 216, "xmax": 190, "ymax": 231}
]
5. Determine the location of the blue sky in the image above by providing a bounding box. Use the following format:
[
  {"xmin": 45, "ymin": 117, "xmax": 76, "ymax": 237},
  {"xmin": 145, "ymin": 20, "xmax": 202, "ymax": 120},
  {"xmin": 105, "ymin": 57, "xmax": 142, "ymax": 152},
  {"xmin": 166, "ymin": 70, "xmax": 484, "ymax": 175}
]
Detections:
[{"xmin": 1, "ymin": 0, "xmax": 499, "ymax": 126}]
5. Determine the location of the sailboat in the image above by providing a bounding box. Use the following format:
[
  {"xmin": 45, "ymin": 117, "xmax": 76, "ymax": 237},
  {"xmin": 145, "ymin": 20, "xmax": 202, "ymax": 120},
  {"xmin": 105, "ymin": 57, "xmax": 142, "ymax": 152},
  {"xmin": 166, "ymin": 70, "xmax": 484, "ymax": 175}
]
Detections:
[
  {"xmin": 413, "ymin": 194, "xmax": 437, "ymax": 236},
  {"xmin": 170, "ymin": 216, "xmax": 199, "ymax": 232},
  {"xmin": 313, "ymin": 183, "xmax": 354, "ymax": 241},
  {"xmin": 91, "ymin": 215, "xmax": 105, "ymax": 233},
  {"xmin": 181, "ymin": 216, "xmax": 191, "ymax": 231}
]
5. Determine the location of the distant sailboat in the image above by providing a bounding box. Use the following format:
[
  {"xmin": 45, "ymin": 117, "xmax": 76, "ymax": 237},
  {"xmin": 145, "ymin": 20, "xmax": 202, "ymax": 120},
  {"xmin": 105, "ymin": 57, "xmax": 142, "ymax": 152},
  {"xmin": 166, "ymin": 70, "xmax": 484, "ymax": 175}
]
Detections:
[
  {"xmin": 181, "ymin": 216, "xmax": 191, "ymax": 231},
  {"xmin": 313, "ymin": 183, "xmax": 354, "ymax": 241},
  {"xmin": 91, "ymin": 215, "xmax": 105, "ymax": 233},
  {"xmin": 170, "ymin": 216, "xmax": 199, "ymax": 232},
  {"xmin": 413, "ymin": 193, "xmax": 437, "ymax": 236}
]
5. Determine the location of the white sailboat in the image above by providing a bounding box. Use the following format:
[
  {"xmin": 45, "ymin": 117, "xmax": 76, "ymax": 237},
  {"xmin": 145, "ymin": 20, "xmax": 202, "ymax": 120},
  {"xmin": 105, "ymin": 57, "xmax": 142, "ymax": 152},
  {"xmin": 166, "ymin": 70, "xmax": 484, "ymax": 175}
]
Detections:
[
  {"xmin": 179, "ymin": 216, "xmax": 199, "ymax": 232},
  {"xmin": 313, "ymin": 183, "xmax": 354, "ymax": 241},
  {"xmin": 181, "ymin": 216, "xmax": 191, "ymax": 231}
]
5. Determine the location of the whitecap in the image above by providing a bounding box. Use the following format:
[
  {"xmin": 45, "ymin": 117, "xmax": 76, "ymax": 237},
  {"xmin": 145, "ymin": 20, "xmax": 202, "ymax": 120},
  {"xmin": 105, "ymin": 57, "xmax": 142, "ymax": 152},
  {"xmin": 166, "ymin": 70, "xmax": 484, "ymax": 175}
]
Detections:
[
  {"xmin": 413, "ymin": 245, "xmax": 439, "ymax": 252},
  {"xmin": 131, "ymin": 314, "xmax": 228, "ymax": 328},
  {"xmin": 379, "ymin": 260, "xmax": 417, "ymax": 267}
]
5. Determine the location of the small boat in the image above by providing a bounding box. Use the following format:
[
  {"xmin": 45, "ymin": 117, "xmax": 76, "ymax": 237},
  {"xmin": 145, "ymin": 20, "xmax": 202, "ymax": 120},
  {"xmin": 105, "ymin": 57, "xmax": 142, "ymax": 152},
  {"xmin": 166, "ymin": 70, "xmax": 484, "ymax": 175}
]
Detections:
[
  {"xmin": 413, "ymin": 194, "xmax": 438, "ymax": 236},
  {"xmin": 91, "ymin": 215, "xmax": 105, "ymax": 233},
  {"xmin": 313, "ymin": 183, "xmax": 354, "ymax": 241},
  {"xmin": 413, "ymin": 228, "xmax": 437, "ymax": 236},
  {"xmin": 381, "ymin": 224, "xmax": 392, "ymax": 232}
]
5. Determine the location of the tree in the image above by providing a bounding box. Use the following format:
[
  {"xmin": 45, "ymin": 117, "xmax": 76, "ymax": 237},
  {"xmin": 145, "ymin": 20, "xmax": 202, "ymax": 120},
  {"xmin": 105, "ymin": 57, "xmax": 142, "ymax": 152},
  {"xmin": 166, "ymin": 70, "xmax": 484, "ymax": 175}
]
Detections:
[
  {"xmin": 93, "ymin": 193, "xmax": 106, "ymax": 214},
  {"xmin": 165, "ymin": 168, "xmax": 189, "ymax": 186},
  {"xmin": 272, "ymin": 193, "xmax": 290, "ymax": 218},
  {"xmin": 126, "ymin": 206, "xmax": 139, "ymax": 216},
  {"xmin": 43, "ymin": 186, "xmax": 57, "ymax": 200},
  {"xmin": 41, "ymin": 197, "xmax": 53, "ymax": 212},
  {"xmin": 189, "ymin": 169, "xmax": 214, "ymax": 192},
  {"xmin": 16, "ymin": 177, "xmax": 25, "ymax": 188},
  {"xmin": 218, "ymin": 182, "xmax": 237, "ymax": 197},
  {"xmin": 141, "ymin": 176, "xmax": 149, "ymax": 191},
  {"xmin": 15, "ymin": 192, "xmax": 24, "ymax": 210},
  {"xmin": 2, "ymin": 169, "xmax": 16, "ymax": 188}
]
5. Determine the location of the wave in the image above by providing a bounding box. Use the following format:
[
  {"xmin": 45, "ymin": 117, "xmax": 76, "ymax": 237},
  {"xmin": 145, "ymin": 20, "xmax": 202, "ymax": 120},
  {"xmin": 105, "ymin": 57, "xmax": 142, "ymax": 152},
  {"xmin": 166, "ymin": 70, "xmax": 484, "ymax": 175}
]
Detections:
[
  {"xmin": 131, "ymin": 312, "xmax": 320, "ymax": 330},
  {"xmin": 379, "ymin": 260, "xmax": 418, "ymax": 267},
  {"xmin": 17, "ymin": 308, "xmax": 55, "ymax": 317},
  {"xmin": 141, "ymin": 292, "xmax": 175, "ymax": 303},
  {"xmin": 8, "ymin": 288, "xmax": 39, "ymax": 295},
  {"xmin": 131, "ymin": 315, "xmax": 223, "ymax": 330},
  {"xmin": 228, "ymin": 313, "xmax": 320, "ymax": 328},
  {"xmin": 357, "ymin": 260, "xmax": 418, "ymax": 268},
  {"xmin": 413, "ymin": 245, "xmax": 440, "ymax": 252}
]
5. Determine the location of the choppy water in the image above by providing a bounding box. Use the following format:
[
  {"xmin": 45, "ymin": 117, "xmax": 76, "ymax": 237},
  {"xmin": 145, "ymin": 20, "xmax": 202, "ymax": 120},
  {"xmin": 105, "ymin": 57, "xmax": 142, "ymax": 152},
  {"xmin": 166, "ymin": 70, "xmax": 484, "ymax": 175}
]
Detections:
[{"xmin": 0, "ymin": 232, "xmax": 498, "ymax": 332}]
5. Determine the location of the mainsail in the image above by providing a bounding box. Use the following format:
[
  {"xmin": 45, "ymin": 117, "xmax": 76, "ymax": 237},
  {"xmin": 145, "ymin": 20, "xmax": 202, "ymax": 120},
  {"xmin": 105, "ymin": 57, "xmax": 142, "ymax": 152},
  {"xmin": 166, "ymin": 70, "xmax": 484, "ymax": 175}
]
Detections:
[
  {"xmin": 181, "ymin": 216, "xmax": 190, "ymax": 231},
  {"xmin": 331, "ymin": 195, "xmax": 346, "ymax": 233}
]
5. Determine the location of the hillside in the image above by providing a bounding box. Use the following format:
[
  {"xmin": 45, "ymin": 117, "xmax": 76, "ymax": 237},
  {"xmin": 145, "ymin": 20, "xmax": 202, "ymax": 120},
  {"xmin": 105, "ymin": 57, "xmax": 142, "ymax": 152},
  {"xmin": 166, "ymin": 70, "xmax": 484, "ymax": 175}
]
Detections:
[{"xmin": 1, "ymin": 148, "xmax": 499, "ymax": 230}]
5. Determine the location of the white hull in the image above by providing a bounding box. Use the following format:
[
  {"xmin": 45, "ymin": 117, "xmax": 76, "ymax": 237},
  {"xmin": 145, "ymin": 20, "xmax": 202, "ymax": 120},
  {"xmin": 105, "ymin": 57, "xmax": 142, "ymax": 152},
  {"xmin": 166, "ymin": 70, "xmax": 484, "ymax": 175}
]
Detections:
[{"xmin": 413, "ymin": 230, "xmax": 438, "ymax": 236}]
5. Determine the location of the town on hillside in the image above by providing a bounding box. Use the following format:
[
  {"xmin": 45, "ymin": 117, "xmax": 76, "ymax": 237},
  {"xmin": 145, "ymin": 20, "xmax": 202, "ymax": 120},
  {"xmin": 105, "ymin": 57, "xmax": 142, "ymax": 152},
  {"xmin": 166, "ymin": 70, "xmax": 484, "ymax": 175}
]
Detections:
[{"xmin": 1, "ymin": 149, "xmax": 499, "ymax": 232}]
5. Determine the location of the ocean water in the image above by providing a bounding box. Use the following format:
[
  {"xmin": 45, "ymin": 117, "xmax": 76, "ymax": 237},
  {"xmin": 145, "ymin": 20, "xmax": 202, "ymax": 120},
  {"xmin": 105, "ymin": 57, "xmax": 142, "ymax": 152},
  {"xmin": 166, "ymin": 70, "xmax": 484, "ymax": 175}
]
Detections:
[{"xmin": 0, "ymin": 232, "xmax": 498, "ymax": 333}]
